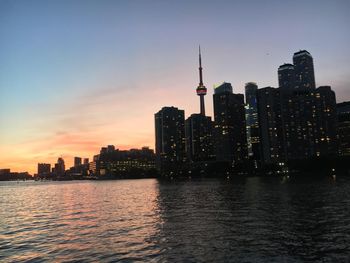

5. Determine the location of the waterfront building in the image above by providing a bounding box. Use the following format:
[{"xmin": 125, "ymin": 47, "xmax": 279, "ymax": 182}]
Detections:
[
  {"xmin": 185, "ymin": 114, "xmax": 214, "ymax": 163},
  {"xmin": 257, "ymin": 87, "xmax": 285, "ymax": 163},
  {"xmin": 37, "ymin": 163, "xmax": 51, "ymax": 175},
  {"xmin": 74, "ymin": 157, "xmax": 82, "ymax": 167},
  {"xmin": 245, "ymin": 82, "xmax": 261, "ymax": 162},
  {"xmin": 213, "ymin": 82, "xmax": 247, "ymax": 165},
  {"xmin": 97, "ymin": 147, "xmax": 156, "ymax": 177},
  {"xmin": 314, "ymin": 86, "xmax": 338, "ymax": 156},
  {"xmin": 0, "ymin": 169, "xmax": 11, "ymax": 175},
  {"xmin": 337, "ymin": 101, "xmax": 350, "ymax": 156},
  {"xmin": 277, "ymin": 51, "xmax": 338, "ymax": 160},
  {"xmin": 54, "ymin": 157, "xmax": 65, "ymax": 176},
  {"xmin": 155, "ymin": 106, "xmax": 186, "ymax": 175}
]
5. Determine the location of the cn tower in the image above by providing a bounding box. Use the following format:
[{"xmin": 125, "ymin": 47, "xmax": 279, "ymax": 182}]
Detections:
[{"xmin": 196, "ymin": 46, "xmax": 207, "ymax": 116}]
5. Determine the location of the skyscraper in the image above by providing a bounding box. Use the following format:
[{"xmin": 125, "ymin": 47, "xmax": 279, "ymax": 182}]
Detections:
[
  {"xmin": 155, "ymin": 107, "xmax": 186, "ymax": 175},
  {"xmin": 54, "ymin": 157, "xmax": 65, "ymax": 177},
  {"xmin": 277, "ymin": 50, "xmax": 337, "ymax": 160},
  {"xmin": 185, "ymin": 114, "xmax": 214, "ymax": 163},
  {"xmin": 245, "ymin": 82, "xmax": 260, "ymax": 162},
  {"xmin": 278, "ymin": 63, "xmax": 296, "ymax": 90},
  {"xmin": 213, "ymin": 82, "xmax": 247, "ymax": 165},
  {"xmin": 257, "ymin": 87, "xmax": 285, "ymax": 163},
  {"xmin": 314, "ymin": 86, "xmax": 338, "ymax": 156},
  {"xmin": 74, "ymin": 157, "xmax": 82, "ymax": 167},
  {"xmin": 337, "ymin": 101, "xmax": 350, "ymax": 156},
  {"xmin": 293, "ymin": 50, "xmax": 316, "ymax": 90},
  {"xmin": 196, "ymin": 46, "xmax": 207, "ymax": 115},
  {"xmin": 278, "ymin": 50, "xmax": 315, "ymax": 160}
]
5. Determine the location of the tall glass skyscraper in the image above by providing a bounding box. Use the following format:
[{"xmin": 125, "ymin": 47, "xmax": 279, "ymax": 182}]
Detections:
[
  {"xmin": 293, "ymin": 50, "xmax": 316, "ymax": 90},
  {"xmin": 245, "ymin": 82, "xmax": 260, "ymax": 163},
  {"xmin": 213, "ymin": 82, "xmax": 247, "ymax": 165},
  {"xmin": 155, "ymin": 106, "xmax": 186, "ymax": 176}
]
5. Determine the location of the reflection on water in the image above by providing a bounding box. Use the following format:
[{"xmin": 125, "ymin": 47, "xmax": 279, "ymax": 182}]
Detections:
[{"xmin": 1, "ymin": 177, "xmax": 350, "ymax": 262}]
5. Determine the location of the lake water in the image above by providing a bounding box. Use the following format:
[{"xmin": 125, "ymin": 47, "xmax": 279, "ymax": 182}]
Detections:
[{"xmin": 1, "ymin": 177, "xmax": 350, "ymax": 262}]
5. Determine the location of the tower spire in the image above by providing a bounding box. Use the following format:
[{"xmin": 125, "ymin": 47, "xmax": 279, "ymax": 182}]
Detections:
[
  {"xmin": 199, "ymin": 45, "xmax": 203, "ymax": 86},
  {"xmin": 196, "ymin": 45, "xmax": 207, "ymax": 116}
]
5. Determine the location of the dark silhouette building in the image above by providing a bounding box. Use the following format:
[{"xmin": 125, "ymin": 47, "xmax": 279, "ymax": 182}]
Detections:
[
  {"xmin": 337, "ymin": 101, "xmax": 350, "ymax": 156},
  {"xmin": 257, "ymin": 87, "xmax": 285, "ymax": 163},
  {"xmin": 155, "ymin": 106, "xmax": 186, "ymax": 175},
  {"xmin": 293, "ymin": 50, "xmax": 316, "ymax": 90},
  {"xmin": 277, "ymin": 51, "xmax": 338, "ymax": 160},
  {"xmin": 74, "ymin": 157, "xmax": 82, "ymax": 167},
  {"xmin": 314, "ymin": 86, "xmax": 338, "ymax": 156},
  {"xmin": 37, "ymin": 163, "xmax": 51, "ymax": 175},
  {"xmin": 278, "ymin": 51, "xmax": 317, "ymax": 160},
  {"xmin": 245, "ymin": 82, "xmax": 261, "ymax": 163},
  {"xmin": 213, "ymin": 82, "xmax": 247, "ymax": 165},
  {"xmin": 278, "ymin": 63, "xmax": 296, "ymax": 90},
  {"xmin": 185, "ymin": 114, "xmax": 214, "ymax": 163},
  {"xmin": 54, "ymin": 157, "xmax": 65, "ymax": 177}
]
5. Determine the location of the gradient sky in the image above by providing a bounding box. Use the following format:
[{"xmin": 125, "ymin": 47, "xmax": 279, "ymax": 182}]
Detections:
[{"xmin": 1, "ymin": 0, "xmax": 350, "ymax": 174}]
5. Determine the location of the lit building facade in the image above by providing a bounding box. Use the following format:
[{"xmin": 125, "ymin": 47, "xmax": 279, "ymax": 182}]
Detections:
[
  {"xmin": 257, "ymin": 87, "xmax": 285, "ymax": 163},
  {"xmin": 213, "ymin": 82, "xmax": 247, "ymax": 165},
  {"xmin": 293, "ymin": 50, "xmax": 316, "ymax": 90},
  {"xmin": 245, "ymin": 82, "xmax": 260, "ymax": 162},
  {"xmin": 155, "ymin": 106, "xmax": 186, "ymax": 175},
  {"xmin": 185, "ymin": 114, "xmax": 214, "ymax": 163},
  {"xmin": 314, "ymin": 86, "xmax": 338, "ymax": 156},
  {"xmin": 337, "ymin": 101, "xmax": 350, "ymax": 156}
]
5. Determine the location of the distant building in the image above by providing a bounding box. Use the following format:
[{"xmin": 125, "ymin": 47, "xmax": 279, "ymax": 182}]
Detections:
[
  {"xmin": 278, "ymin": 63, "xmax": 296, "ymax": 90},
  {"xmin": 54, "ymin": 157, "xmax": 65, "ymax": 176},
  {"xmin": 213, "ymin": 82, "xmax": 247, "ymax": 165},
  {"xmin": 185, "ymin": 114, "xmax": 214, "ymax": 163},
  {"xmin": 0, "ymin": 169, "xmax": 11, "ymax": 175},
  {"xmin": 83, "ymin": 158, "xmax": 89, "ymax": 165},
  {"xmin": 92, "ymin": 146, "xmax": 156, "ymax": 177},
  {"xmin": 293, "ymin": 50, "xmax": 316, "ymax": 90},
  {"xmin": 74, "ymin": 157, "xmax": 82, "ymax": 167},
  {"xmin": 155, "ymin": 106, "xmax": 186, "ymax": 175},
  {"xmin": 245, "ymin": 82, "xmax": 261, "ymax": 162},
  {"xmin": 337, "ymin": 101, "xmax": 350, "ymax": 156},
  {"xmin": 89, "ymin": 155, "xmax": 100, "ymax": 175},
  {"xmin": 37, "ymin": 163, "xmax": 51, "ymax": 175},
  {"xmin": 0, "ymin": 169, "xmax": 31, "ymax": 181}
]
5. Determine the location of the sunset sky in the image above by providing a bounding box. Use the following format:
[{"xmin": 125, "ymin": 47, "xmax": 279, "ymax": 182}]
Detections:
[{"xmin": 1, "ymin": 0, "xmax": 350, "ymax": 174}]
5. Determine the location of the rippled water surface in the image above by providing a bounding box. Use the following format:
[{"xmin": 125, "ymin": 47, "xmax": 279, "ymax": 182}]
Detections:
[{"xmin": 1, "ymin": 177, "xmax": 350, "ymax": 262}]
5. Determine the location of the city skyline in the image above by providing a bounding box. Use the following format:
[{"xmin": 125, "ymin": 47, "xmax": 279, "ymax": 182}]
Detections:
[{"xmin": 1, "ymin": 0, "xmax": 350, "ymax": 174}]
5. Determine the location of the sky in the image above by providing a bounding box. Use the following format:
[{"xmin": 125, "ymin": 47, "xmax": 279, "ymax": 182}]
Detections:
[{"xmin": 1, "ymin": 0, "xmax": 350, "ymax": 174}]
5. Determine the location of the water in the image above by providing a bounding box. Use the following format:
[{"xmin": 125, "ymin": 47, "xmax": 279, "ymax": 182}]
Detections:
[{"xmin": 1, "ymin": 177, "xmax": 350, "ymax": 262}]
